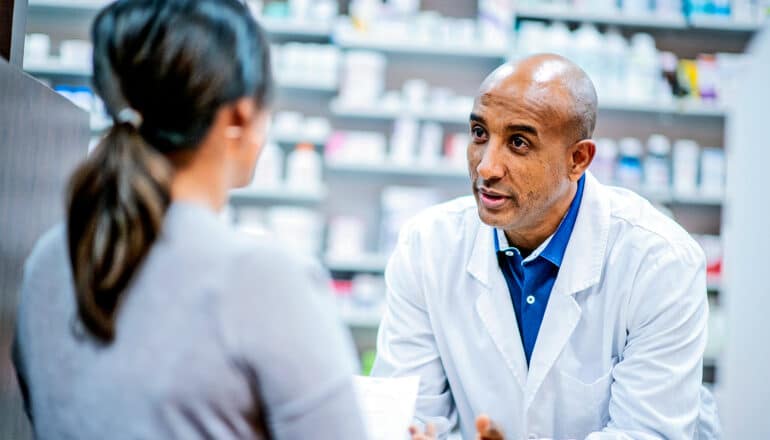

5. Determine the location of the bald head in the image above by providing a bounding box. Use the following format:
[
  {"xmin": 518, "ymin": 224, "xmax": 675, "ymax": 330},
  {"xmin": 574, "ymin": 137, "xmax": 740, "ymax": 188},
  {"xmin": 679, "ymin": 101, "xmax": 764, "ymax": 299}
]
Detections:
[{"xmin": 479, "ymin": 54, "xmax": 598, "ymax": 141}]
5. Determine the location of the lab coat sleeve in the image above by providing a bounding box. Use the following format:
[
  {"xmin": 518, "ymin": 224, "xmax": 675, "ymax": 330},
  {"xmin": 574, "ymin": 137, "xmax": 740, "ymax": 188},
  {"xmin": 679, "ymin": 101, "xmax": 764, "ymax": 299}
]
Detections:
[
  {"xmin": 371, "ymin": 221, "xmax": 458, "ymax": 438},
  {"xmin": 585, "ymin": 240, "xmax": 709, "ymax": 440}
]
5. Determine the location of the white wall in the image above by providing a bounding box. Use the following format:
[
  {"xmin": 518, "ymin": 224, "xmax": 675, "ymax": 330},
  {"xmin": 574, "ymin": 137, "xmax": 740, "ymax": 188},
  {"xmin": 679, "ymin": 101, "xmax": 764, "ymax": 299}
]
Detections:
[{"xmin": 720, "ymin": 24, "xmax": 770, "ymax": 438}]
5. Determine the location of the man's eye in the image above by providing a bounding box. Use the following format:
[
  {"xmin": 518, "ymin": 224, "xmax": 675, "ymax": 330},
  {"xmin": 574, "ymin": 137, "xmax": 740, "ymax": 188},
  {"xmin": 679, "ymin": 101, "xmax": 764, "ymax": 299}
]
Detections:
[
  {"xmin": 511, "ymin": 136, "xmax": 528, "ymax": 149},
  {"xmin": 471, "ymin": 126, "xmax": 487, "ymax": 140}
]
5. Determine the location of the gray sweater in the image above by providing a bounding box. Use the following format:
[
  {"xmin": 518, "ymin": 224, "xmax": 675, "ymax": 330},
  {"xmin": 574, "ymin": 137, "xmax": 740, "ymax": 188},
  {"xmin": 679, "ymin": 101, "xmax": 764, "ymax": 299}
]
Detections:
[{"xmin": 13, "ymin": 202, "xmax": 367, "ymax": 439}]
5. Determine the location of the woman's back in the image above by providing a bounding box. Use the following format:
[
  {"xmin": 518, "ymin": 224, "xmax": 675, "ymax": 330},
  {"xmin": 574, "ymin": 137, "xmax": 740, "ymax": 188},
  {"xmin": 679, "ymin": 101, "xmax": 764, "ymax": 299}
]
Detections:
[{"xmin": 14, "ymin": 203, "xmax": 365, "ymax": 439}]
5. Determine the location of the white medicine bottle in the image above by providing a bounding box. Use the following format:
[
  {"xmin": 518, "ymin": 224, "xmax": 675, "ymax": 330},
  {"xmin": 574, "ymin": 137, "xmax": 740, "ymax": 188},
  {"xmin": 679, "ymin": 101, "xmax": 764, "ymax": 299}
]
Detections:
[
  {"xmin": 591, "ymin": 138, "xmax": 618, "ymax": 184},
  {"xmin": 250, "ymin": 142, "xmax": 283, "ymax": 188},
  {"xmin": 286, "ymin": 143, "xmax": 323, "ymax": 191},
  {"xmin": 617, "ymin": 137, "xmax": 644, "ymax": 190},
  {"xmin": 645, "ymin": 134, "xmax": 672, "ymax": 192}
]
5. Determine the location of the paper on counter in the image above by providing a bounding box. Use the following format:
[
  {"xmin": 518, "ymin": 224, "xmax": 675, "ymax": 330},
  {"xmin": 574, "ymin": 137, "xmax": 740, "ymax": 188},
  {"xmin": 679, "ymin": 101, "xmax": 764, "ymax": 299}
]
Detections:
[{"xmin": 353, "ymin": 375, "xmax": 420, "ymax": 440}]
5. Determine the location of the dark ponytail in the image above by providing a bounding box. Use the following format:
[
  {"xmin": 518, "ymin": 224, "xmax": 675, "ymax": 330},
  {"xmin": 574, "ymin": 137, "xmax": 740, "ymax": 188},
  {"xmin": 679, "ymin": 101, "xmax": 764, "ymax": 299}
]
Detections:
[
  {"xmin": 67, "ymin": 124, "xmax": 171, "ymax": 340},
  {"xmin": 67, "ymin": 0, "xmax": 272, "ymax": 341}
]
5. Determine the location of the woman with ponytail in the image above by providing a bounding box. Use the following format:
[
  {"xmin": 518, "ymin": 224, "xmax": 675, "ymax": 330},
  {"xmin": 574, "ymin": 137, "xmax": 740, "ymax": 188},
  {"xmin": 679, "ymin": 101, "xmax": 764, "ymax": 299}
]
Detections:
[{"xmin": 12, "ymin": 1, "xmax": 367, "ymax": 438}]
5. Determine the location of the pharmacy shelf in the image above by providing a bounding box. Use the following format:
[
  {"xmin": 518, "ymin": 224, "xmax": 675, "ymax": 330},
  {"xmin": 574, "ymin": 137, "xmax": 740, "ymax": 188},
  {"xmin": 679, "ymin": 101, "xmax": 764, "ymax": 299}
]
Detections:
[
  {"xmin": 638, "ymin": 189, "xmax": 723, "ymax": 206},
  {"xmin": 275, "ymin": 76, "xmax": 337, "ymax": 92},
  {"xmin": 260, "ymin": 17, "xmax": 334, "ymax": 38},
  {"xmin": 326, "ymin": 161, "xmax": 467, "ymax": 180},
  {"xmin": 325, "ymin": 253, "xmax": 389, "ymax": 273},
  {"xmin": 707, "ymin": 281, "xmax": 722, "ymax": 291},
  {"xmin": 27, "ymin": 0, "xmax": 108, "ymax": 12},
  {"xmin": 271, "ymin": 133, "xmax": 328, "ymax": 146},
  {"xmin": 598, "ymin": 99, "xmax": 726, "ymax": 117},
  {"xmin": 327, "ymin": 162, "xmax": 721, "ymax": 207},
  {"xmin": 24, "ymin": 59, "xmax": 91, "ymax": 77},
  {"xmin": 24, "ymin": 59, "xmax": 338, "ymax": 95},
  {"xmin": 330, "ymin": 100, "xmax": 468, "ymax": 124},
  {"xmin": 339, "ymin": 308, "xmax": 384, "ymax": 329},
  {"xmin": 514, "ymin": 7, "xmax": 688, "ymax": 29},
  {"xmin": 513, "ymin": 6, "xmax": 762, "ymax": 33},
  {"xmin": 688, "ymin": 16, "xmax": 764, "ymax": 32},
  {"xmin": 331, "ymin": 99, "xmax": 726, "ymax": 122},
  {"xmin": 334, "ymin": 33, "xmax": 508, "ymax": 59},
  {"xmin": 229, "ymin": 187, "xmax": 327, "ymax": 206},
  {"xmin": 668, "ymin": 193, "xmax": 724, "ymax": 206}
]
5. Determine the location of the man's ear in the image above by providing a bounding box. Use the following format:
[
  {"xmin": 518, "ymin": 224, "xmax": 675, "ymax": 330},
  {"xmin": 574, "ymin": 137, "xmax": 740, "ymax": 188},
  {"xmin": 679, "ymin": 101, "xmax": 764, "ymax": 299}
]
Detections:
[{"xmin": 569, "ymin": 139, "xmax": 596, "ymax": 181}]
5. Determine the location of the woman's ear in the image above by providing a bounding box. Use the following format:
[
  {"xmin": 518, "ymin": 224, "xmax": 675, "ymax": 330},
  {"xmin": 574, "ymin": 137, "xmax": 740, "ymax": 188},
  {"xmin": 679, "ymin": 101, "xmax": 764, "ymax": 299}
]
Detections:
[
  {"xmin": 233, "ymin": 97, "xmax": 256, "ymax": 125},
  {"xmin": 223, "ymin": 98, "xmax": 270, "ymax": 151}
]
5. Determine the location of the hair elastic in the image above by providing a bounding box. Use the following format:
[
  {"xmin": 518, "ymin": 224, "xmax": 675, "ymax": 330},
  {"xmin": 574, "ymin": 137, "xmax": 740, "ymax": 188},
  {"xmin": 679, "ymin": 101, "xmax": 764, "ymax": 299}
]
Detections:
[{"xmin": 116, "ymin": 107, "xmax": 143, "ymax": 130}]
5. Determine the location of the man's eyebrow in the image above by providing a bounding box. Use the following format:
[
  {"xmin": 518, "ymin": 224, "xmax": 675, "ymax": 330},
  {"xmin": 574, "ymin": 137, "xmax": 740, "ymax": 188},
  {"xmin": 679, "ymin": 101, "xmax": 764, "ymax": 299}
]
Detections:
[
  {"xmin": 470, "ymin": 113, "xmax": 539, "ymax": 137},
  {"xmin": 506, "ymin": 124, "xmax": 538, "ymax": 136}
]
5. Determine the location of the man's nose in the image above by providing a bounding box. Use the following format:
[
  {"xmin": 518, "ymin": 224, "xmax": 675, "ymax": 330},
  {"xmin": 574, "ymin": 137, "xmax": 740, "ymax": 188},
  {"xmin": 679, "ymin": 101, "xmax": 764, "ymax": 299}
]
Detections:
[{"xmin": 476, "ymin": 141, "xmax": 506, "ymax": 182}]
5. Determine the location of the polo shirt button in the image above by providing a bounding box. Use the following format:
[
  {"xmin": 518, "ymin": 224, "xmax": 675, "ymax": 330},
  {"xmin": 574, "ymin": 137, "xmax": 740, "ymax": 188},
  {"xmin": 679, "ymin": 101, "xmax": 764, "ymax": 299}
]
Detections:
[
  {"xmin": 526, "ymin": 295, "xmax": 535, "ymax": 305},
  {"xmin": 505, "ymin": 250, "xmax": 514, "ymax": 257}
]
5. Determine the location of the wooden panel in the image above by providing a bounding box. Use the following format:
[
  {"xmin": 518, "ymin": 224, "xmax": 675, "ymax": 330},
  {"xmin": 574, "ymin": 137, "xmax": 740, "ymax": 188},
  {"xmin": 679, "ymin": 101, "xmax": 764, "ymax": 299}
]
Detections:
[{"xmin": 0, "ymin": 59, "xmax": 89, "ymax": 439}]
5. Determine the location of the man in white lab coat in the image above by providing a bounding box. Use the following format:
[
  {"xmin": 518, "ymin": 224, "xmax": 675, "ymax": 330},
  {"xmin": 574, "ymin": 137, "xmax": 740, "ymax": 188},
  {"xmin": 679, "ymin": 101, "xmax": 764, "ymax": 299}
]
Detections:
[{"xmin": 372, "ymin": 54, "xmax": 719, "ymax": 440}]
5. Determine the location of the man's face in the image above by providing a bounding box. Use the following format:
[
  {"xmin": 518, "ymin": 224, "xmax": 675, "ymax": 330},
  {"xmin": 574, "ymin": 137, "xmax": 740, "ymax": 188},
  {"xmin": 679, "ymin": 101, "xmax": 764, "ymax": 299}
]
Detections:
[{"xmin": 467, "ymin": 79, "xmax": 575, "ymax": 233}]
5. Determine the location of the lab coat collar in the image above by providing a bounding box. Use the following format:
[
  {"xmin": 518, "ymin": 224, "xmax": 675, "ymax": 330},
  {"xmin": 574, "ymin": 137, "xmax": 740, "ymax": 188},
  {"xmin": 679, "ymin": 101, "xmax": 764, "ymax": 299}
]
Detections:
[{"xmin": 466, "ymin": 171, "xmax": 610, "ymax": 297}]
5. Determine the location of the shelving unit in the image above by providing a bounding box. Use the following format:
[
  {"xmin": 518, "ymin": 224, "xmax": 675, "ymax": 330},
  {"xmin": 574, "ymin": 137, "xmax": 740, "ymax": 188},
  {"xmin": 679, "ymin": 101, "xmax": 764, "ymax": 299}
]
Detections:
[
  {"xmin": 330, "ymin": 100, "xmax": 468, "ymax": 124},
  {"xmin": 23, "ymin": 59, "xmax": 91, "ymax": 77},
  {"xmin": 598, "ymin": 99, "xmax": 726, "ymax": 117},
  {"xmin": 27, "ymin": 0, "xmax": 107, "ymax": 12},
  {"xmin": 275, "ymin": 76, "xmax": 337, "ymax": 92},
  {"xmin": 229, "ymin": 187, "xmax": 327, "ymax": 206},
  {"xmin": 325, "ymin": 253, "xmax": 390, "ymax": 273},
  {"xmin": 24, "ymin": 58, "xmax": 338, "ymax": 93},
  {"xmin": 26, "ymin": 1, "xmax": 337, "ymax": 38},
  {"xmin": 334, "ymin": 34, "xmax": 508, "ymax": 59},
  {"xmin": 339, "ymin": 307, "xmax": 384, "ymax": 329},
  {"xmin": 638, "ymin": 189, "xmax": 724, "ymax": 206},
  {"xmin": 688, "ymin": 16, "xmax": 764, "ymax": 32},
  {"xmin": 513, "ymin": 5, "xmax": 764, "ymax": 33},
  {"xmin": 272, "ymin": 132, "xmax": 328, "ymax": 146},
  {"xmin": 514, "ymin": 7, "xmax": 689, "ymax": 29},
  {"xmin": 326, "ymin": 161, "xmax": 467, "ymax": 180},
  {"xmin": 331, "ymin": 98, "xmax": 727, "ymax": 122},
  {"xmin": 260, "ymin": 17, "xmax": 334, "ymax": 38}
]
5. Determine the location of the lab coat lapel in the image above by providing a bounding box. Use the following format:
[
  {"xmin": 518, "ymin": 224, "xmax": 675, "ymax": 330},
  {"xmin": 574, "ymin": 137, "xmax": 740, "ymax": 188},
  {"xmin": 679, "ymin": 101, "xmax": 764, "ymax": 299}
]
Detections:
[
  {"xmin": 467, "ymin": 221, "xmax": 528, "ymax": 390},
  {"xmin": 525, "ymin": 172, "xmax": 612, "ymax": 407}
]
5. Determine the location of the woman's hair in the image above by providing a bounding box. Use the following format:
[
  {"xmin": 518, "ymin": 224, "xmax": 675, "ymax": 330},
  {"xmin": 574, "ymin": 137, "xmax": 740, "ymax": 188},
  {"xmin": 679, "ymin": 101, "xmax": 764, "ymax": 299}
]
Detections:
[{"xmin": 67, "ymin": 0, "xmax": 272, "ymax": 341}]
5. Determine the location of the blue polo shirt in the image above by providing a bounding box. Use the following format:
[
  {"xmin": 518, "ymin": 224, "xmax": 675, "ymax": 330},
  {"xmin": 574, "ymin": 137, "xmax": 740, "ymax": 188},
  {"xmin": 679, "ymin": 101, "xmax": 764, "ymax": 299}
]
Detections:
[{"xmin": 494, "ymin": 175, "xmax": 585, "ymax": 366}]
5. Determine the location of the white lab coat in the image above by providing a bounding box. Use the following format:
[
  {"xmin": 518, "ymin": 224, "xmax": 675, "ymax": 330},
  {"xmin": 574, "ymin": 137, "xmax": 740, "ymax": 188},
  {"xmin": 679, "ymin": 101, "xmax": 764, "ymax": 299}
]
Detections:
[{"xmin": 372, "ymin": 172, "xmax": 718, "ymax": 440}]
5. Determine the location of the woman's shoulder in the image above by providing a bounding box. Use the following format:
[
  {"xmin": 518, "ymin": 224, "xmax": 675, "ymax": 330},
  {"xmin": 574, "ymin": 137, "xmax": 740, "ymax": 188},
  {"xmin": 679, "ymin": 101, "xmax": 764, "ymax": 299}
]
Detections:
[
  {"xmin": 24, "ymin": 224, "xmax": 69, "ymax": 279},
  {"xmin": 224, "ymin": 232, "xmax": 327, "ymax": 296},
  {"xmin": 163, "ymin": 205, "xmax": 328, "ymax": 299}
]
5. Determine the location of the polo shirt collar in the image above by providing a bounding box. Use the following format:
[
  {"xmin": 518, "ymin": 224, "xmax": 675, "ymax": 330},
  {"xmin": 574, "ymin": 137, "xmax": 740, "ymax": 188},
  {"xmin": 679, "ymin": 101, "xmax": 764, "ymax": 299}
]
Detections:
[{"xmin": 493, "ymin": 174, "xmax": 586, "ymax": 268}]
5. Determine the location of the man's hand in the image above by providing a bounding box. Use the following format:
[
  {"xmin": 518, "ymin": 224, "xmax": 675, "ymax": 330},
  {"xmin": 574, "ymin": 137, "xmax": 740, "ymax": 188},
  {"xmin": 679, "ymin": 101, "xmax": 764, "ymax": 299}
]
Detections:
[
  {"xmin": 475, "ymin": 414, "xmax": 504, "ymax": 440},
  {"xmin": 408, "ymin": 415, "xmax": 504, "ymax": 440},
  {"xmin": 409, "ymin": 423, "xmax": 436, "ymax": 440}
]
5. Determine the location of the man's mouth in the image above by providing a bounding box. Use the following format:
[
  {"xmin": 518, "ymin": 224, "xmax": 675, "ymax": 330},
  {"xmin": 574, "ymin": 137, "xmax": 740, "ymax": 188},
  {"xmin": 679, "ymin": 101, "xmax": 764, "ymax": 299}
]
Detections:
[{"xmin": 477, "ymin": 187, "xmax": 511, "ymax": 210}]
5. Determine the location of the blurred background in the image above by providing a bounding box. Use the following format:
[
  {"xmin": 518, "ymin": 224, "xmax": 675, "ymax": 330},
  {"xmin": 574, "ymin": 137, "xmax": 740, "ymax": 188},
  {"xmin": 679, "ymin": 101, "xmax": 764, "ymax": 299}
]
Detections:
[{"xmin": 3, "ymin": 0, "xmax": 769, "ymax": 437}]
